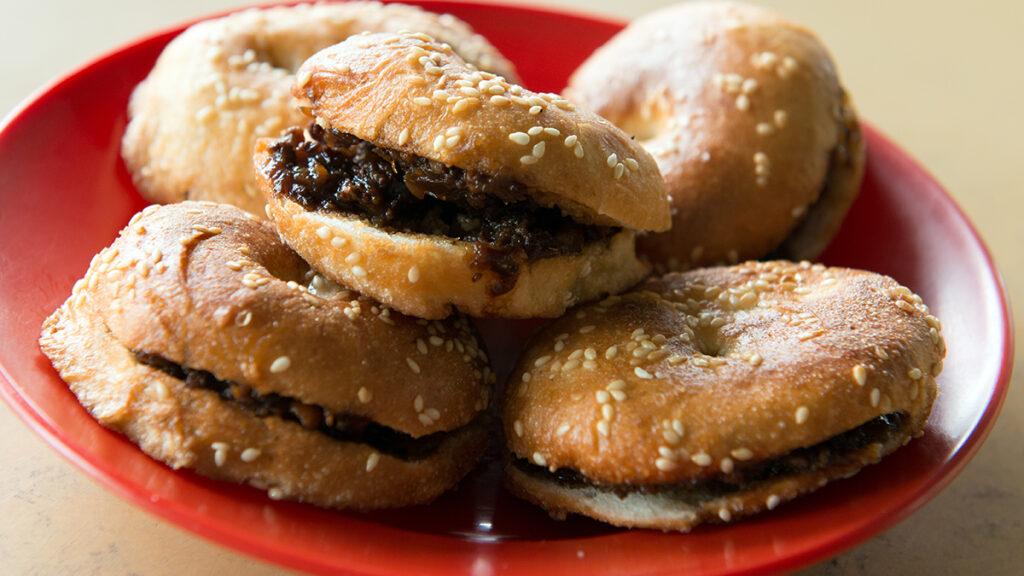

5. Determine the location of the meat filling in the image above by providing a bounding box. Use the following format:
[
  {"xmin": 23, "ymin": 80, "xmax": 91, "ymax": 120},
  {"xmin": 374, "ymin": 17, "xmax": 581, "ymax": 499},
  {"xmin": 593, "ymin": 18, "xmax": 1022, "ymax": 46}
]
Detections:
[
  {"xmin": 515, "ymin": 413, "xmax": 906, "ymax": 502},
  {"xmin": 135, "ymin": 352, "xmax": 451, "ymax": 460},
  {"xmin": 262, "ymin": 124, "xmax": 618, "ymax": 295}
]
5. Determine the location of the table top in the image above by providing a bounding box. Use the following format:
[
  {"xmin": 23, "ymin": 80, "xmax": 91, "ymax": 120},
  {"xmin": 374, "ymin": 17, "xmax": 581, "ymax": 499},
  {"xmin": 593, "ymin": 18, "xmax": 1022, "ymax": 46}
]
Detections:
[{"xmin": 2, "ymin": 1, "xmax": 1020, "ymax": 574}]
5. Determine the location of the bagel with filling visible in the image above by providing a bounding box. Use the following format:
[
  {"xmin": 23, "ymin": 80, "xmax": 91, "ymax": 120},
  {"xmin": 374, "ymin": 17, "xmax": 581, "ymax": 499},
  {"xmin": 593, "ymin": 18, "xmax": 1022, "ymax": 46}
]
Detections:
[
  {"xmin": 504, "ymin": 261, "xmax": 945, "ymax": 530},
  {"xmin": 39, "ymin": 201, "xmax": 494, "ymax": 509},
  {"xmin": 255, "ymin": 31, "xmax": 669, "ymax": 320},
  {"xmin": 566, "ymin": 1, "xmax": 865, "ymax": 269},
  {"xmin": 122, "ymin": 2, "xmax": 518, "ymax": 215}
]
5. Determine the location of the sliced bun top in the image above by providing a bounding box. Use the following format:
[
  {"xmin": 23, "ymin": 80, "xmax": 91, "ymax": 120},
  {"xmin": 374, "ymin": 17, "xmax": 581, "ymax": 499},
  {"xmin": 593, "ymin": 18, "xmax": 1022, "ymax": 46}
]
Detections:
[{"xmin": 292, "ymin": 32, "xmax": 670, "ymax": 231}]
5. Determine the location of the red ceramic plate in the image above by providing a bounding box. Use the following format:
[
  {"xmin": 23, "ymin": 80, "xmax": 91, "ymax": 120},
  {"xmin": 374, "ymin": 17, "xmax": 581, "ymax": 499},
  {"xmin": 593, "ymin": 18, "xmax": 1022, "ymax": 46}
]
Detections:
[{"xmin": 0, "ymin": 1, "xmax": 1013, "ymax": 575}]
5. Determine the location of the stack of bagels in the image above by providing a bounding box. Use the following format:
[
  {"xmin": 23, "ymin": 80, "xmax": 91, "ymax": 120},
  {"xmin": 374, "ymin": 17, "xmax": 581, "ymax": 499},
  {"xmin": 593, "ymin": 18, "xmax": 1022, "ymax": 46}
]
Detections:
[{"xmin": 40, "ymin": 1, "xmax": 945, "ymax": 531}]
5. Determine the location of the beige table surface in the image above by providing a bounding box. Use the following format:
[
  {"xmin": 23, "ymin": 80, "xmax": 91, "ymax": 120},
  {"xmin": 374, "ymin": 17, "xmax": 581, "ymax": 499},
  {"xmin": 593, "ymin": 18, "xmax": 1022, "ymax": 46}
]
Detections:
[{"xmin": 1, "ymin": 0, "xmax": 1020, "ymax": 574}]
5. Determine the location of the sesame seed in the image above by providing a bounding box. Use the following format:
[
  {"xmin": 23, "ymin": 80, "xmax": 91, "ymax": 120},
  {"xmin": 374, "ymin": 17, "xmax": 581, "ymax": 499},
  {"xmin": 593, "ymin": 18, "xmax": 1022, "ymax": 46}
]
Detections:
[
  {"xmin": 735, "ymin": 94, "xmax": 750, "ymax": 111},
  {"xmin": 407, "ymin": 265, "xmax": 420, "ymax": 283},
  {"xmin": 731, "ymin": 447, "xmax": 754, "ymax": 461},
  {"xmin": 655, "ymin": 458, "xmax": 677, "ymax": 471},
  {"xmin": 331, "ymin": 237, "xmax": 346, "ymax": 248},
  {"xmin": 596, "ymin": 420, "xmax": 610, "ymax": 436},
  {"xmin": 564, "ymin": 135, "xmax": 577, "ymax": 147},
  {"xmin": 774, "ymin": 110, "xmax": 788, "ymax": 127},
  {"xmin": 535, "ymin": 355, "xmax": 551, "ymax": 367},
  {"xmin": 520, "ymin": 155, "xmax": 539, "ymax": 165},
  {"xmin": 316, "ymin": 226, "xmax": 330, "ymax": 239},
  {"xmin": 351, "ymin": 266, "xmax": 367, "ymax": 278},
  {"xmin": 543, "ymin": 127, "xmax": 560, "ymax": 136},
  {"xmin": 213, "ymin": 446, "xmax": 227, "ymax": 467},
  {"xmin": 614, "ymin": 163, "xmax": 625, "ymax": 179},
  {"xmin": 853, "ymin": 364, "xmax": 868, "ymax": 386},
  {"xmin": 691, "ymin": 453, "xmax": 712, "ymax": 466},
  {"xmin": 528, "ymin": 126, "xmax": 543, "ymax": 136},
  {"xmin": 269, "ymin": 356, "xmax": 291, "ymax": 373},
  {"xmin": 398, "ymin": 128, "xmax": 410, "ymax": 146},
  {"xmin": 606, "ymin": 153, "xmax": 618, "ymax": 168},
  {"xmin": 358, "ymin": 387, "xmax": 372, "ymax": 403},
  {"xmin": 414, "ymin": 395, "xmax": 424, "ymax": 412},
  {"xmin": 413, "ymin": 96, "xmax": 432, "ymax": 107},
  {"xmin": 509, "ymin": 132, "xmax": 530, "ymax": 145},
  {"xmin": 240, "ymin": 448, "xmax": 261, "ymax": 462},
  {"xmin": 268, "ymin": 488, "xmax": 285, "ymax": 500},
  {"xmin": 532, "ymin": 142, "xmax": 546, "ymax": 158},
  {"xmin": 766, "ymin": 494, "xmax": 781, "ymax": 510},
  {"xmin": 366, "ymin": 452, "xmax": 380, "ymax": 472},
  {"xmin": 514, "ymin": 420, "xmax": 524, "ymax": 437},
  {"xmin": 720, "ymin": 457, "xmax": 735, "ymax": 474},
  {"xmin": 579, "ymin": 325, "xmax": 596, "ymax": 334},
  {"xmin": 908, "ymin": 368, "xmax": 923, "ymax": 380},
  {"xmin": 719, "ymin": 508, "xmax": 732, "ymax": 522},
  {"xmin": 406, "ymin": 357, "xmax": 421, "ymax": 374},
  {"xmin": 602, "ymin": 404, "xmax": 614, "ymax": 420},
  {"xmin": 795, "ymin": 406, "xmax": 809, "ymax": 424},
  {"xmin": 605, "ymin": 346, "xmax": 619, "ymax": 359},
  {"xmin": 416, "ymin": 339, "xmax": 428, "ymax": 355},
  {"xmin": 532, "ymin": 452, "xmax": 547, "ymax": 466},
  {"xmin": 625, "ymin": 158, "xmax": 639, "ymax": 171},
  {"xmin": 425, "ymin": 408, "xmax": 441, "ymax": 420},
  {"xmin": 528, "ymin": 105, "xmax": 542, "ymax": 115},
  {"xmin": 756, "ymin": 122, "xmax": 774, "ymax": 136},
  {"xmin": 490, "ymin": 95, "xmax": 510, "ymax": 106},
  {"xmin": 556, "ymin": 423, "xmax": 570, "ymax": 436},
  {"xmin": 453, "ymin": 98, "xmax": 477, "ymax": 114},
  {"xmin": 596, "ymin": 390, "xmax": 610, "ymax": 403},
  {"xmin": 634, "ymin": 367, "xmax": 653, "ymax": 379},
  {"xmin": 870, "ymin": 388, "xmax": 881, "ymax": 407},
  {"xmin": 574, "ymin": 143, "xmax": 584, "ymax": 158}
]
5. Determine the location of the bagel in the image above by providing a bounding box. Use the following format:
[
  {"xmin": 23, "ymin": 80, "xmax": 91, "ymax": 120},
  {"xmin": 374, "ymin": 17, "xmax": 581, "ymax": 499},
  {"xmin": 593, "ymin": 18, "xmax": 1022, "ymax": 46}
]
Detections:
[
  {"xmin": 39, "ymin": 201, "xmax": 495, "ymax": 509},
  {"xmin": 503, "ymin": 261, "xmax": 945, "ymax": 530},
  {"xmin": 565, "ymin": 1, "xmax": 865, "ymax": 270},
  {"xmin": 255, "ymin": 31, "xmax": 668, "ymax": 319},
  {"xmin": 122, "ymin": 2, "xmax": 518, "ymax": 216}
]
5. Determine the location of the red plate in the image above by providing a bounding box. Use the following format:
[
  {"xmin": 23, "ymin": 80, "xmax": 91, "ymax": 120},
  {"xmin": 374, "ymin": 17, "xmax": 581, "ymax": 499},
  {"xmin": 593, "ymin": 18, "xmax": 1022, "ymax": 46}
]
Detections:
[{"xmin": 0, "ymin": 1, "xmax": 1013, "ymax": 575}]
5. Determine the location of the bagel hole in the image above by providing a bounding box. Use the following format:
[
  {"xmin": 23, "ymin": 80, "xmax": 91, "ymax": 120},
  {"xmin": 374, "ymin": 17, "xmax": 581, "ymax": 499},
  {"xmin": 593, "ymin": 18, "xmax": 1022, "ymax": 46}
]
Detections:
[{"xmin": 615, "ymin": 91, "xmax": 674, "ymax": 143}]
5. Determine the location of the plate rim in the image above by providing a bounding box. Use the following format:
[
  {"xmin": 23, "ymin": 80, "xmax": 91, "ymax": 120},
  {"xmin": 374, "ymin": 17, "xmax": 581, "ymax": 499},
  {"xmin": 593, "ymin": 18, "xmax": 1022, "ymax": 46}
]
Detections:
[{"xmin": 0, "ymin": 1, "xmax": 1015, "ymax": 575}]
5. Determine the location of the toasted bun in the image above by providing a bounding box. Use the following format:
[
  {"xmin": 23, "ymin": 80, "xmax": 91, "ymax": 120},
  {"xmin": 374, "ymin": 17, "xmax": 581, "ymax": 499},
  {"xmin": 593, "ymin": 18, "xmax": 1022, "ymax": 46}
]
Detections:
[
  {"xmin": 503, "ymin": 261, "xmax": 945, "ymax": 529},
  {"xmin": 293, "ymin": 31, "xmax": 670, "ymax": 231},
  {"xmin": 259, "ymin": 174, "xmax": 650, "ymax": 320},
  {"xmin": 565, "ymin": 1, "xmax": 865, "ymax": 268},
  {"xmin": 122, "ymin": 2, "xmax": 518, "ymax": 216},
  {"xmin": 39, "ymin": 201, "xmax": 494, "ymax": 508}
]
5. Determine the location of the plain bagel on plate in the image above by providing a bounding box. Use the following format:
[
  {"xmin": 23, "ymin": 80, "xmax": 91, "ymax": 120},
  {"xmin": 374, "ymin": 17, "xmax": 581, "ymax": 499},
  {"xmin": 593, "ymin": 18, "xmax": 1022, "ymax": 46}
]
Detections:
[
  {"xmin": 503, "ymin": 261, "xmax": 945, "ymax": 530},
  {"xmin": 39, "ymin": 201, "xmax": 494, "ymax": 509},
  {"xmin": 122, "ymin": 1, "xmax": 518, "ymax": 216},
  {"xmin": 256, "ymin": 31, "xmax": 669, "ymax": 319},
  {"xmin": 566, "ymin": 1, "xmax": 865, "ymax": 270}
]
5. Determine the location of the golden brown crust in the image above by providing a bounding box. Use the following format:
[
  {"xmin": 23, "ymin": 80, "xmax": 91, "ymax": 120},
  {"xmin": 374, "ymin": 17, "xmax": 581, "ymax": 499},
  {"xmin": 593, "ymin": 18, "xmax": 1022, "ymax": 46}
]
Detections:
[
  {"xmin": 260, "ymin": 175, "xmax": 650, "ymax": 319},
  {"xmin": 74, "ymin": 201, "xmax": 492, "ymax": 434},
  {"xmin": 122, "ymin": 2, "xmax": 518, "ymax": 216},
  {"xmin": 565, "ymin": 1, "xmax": 866, "ymax": 269},
  {"xmin": 503, "ymin": 261, "xmax": 944, "ymax": 526},
  {"xmin": 40, "ymin": 294, "xmax": 488, "ymax": 510},
  {"xmin": 293, "ymin": 31, "xmax": 669, "ymax": 231}
]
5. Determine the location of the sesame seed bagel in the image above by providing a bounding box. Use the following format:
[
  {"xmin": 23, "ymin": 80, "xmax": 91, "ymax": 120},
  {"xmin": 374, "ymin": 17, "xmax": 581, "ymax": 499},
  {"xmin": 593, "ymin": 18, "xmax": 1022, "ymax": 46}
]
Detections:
[
  {"xmin": 39, "ymin": 201, "xmax": 494, "ymax": 509},
  {"xmin": 565, "ymin": 1, "xmax": 865, "ymax": 269},
  {"xmin": 122, "ymin": 2, "xmax": 517, "ymax": 216},
  {"xmin": 290, "ymin": 31, "xmax": 669, "ymax": 231},
  {"xmin": 503, "ymin": 261, "xmax": 945, "ymax": 530}
]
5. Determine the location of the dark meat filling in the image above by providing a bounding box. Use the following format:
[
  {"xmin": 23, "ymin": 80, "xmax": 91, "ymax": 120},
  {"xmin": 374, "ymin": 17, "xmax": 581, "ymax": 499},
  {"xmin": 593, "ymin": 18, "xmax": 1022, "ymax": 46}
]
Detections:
[
  {"xmin": 262, "ymin": 124, "xmax": 618, "ymax": 295},
  {"xmin": 515, "ymin": 413, "xmax": 906, "ymax": 502},
  {"xmin": 135, "ymin": 352, "xmax": 449, "ymax": 460}
]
